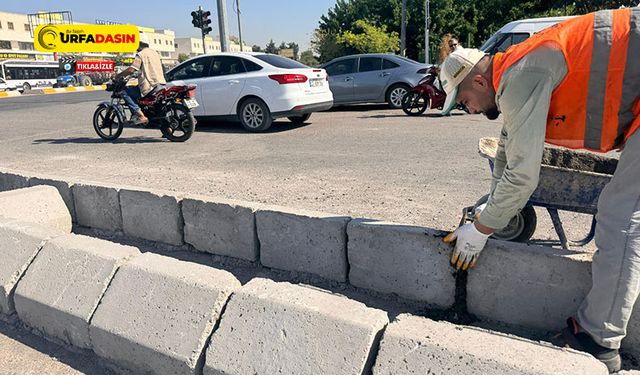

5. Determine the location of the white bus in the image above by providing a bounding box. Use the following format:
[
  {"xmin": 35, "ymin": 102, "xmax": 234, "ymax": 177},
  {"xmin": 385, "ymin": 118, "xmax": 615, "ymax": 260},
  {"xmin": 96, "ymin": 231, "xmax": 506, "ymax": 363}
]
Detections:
[{"xmin": 0, "ymin": 60, "xmax": 59, "ymax": 92}]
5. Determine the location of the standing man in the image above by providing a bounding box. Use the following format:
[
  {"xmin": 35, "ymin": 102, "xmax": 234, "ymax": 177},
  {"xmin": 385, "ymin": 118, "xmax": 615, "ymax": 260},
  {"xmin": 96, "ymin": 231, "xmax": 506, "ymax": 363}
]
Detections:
[
  {"xmin": 441, "ymin": 8, "xmax": 640, "ymax": 373},
  {"xmin": 115, "ymin": 32, "xmax": 166, "ymax": 125}
]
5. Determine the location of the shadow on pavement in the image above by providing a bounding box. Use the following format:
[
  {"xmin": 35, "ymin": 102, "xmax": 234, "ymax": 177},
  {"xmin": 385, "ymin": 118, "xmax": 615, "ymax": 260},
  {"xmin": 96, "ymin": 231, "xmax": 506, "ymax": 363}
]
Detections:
[
  {"xmin": 326, "ymin": 104, "xmax": 390, "ymax": 112},
  {"xmin": 195, "ymin": 119, "xmax": 309, "ymax": 134},
  {"xmin": 32, "ymin": 137, "xmax": 165, "ymax": 144},
  {"xmin": 0, "ymin": 319, "xmax": 114, "ymax": 374}
]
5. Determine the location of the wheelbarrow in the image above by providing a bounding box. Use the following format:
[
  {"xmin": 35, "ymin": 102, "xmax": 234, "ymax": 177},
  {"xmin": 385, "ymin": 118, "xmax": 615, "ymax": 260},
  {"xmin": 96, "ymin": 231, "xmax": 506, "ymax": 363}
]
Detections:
[{"xmin": 473, "ymin": 137, "xmax": 618, "ymax": 249}]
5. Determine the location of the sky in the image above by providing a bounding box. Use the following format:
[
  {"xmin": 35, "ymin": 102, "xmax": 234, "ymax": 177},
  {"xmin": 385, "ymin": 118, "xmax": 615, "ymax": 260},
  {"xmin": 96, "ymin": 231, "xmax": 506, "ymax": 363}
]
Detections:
[{"xmin": 1, "ymin": 0, "xmax": 337, "ymax": 50}]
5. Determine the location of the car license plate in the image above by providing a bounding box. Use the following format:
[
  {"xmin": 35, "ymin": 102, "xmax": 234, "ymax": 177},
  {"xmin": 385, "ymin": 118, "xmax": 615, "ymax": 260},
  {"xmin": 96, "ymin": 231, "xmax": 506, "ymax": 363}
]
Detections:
[
  {"xmin": 309, "ymin": 79, "xmax": 323, "ymax": 87},
  {"xmin": 184, "ymin": 98, "xmax": 199, "ymax": 109}
]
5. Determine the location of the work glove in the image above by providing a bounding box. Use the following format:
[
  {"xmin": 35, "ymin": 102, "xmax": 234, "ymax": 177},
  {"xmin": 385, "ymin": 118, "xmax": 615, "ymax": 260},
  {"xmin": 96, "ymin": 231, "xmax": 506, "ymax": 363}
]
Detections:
[
  {"xmin": 443, "ymin": 222, "xmax": 490, "ymax": 271},
  {"xmin": 474, "ymin": 202, "xmax": 487, "ymax": 217}
]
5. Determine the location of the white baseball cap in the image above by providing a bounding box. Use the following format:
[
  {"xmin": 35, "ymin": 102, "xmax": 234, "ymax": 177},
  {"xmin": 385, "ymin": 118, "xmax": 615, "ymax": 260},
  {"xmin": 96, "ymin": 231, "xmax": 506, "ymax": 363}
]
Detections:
[{"xmin": 439, "ymin": 48, "xmax": 487, "ymax": 115}]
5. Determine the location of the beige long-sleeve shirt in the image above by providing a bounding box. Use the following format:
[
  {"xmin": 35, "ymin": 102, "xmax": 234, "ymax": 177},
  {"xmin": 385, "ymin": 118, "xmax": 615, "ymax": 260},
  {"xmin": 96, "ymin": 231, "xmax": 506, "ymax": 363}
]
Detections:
[{"xmin": 478, "ymin": 45, "xmax": 569, "ymax": 230}]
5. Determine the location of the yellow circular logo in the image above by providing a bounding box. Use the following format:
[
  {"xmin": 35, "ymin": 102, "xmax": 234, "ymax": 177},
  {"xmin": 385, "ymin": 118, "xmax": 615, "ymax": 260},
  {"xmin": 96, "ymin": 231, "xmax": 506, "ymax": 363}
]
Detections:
[{"xmin": 37, "ymin": 25, "xmax": 59, "ymax": 51}]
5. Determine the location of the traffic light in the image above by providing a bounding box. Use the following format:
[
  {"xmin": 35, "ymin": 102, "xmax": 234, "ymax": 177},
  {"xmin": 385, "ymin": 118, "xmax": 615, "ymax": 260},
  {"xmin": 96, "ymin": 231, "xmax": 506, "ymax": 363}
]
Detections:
[
  {"xmin": 191, "ymin": 10, "xmax": 202, "ymax": 28},
  {"xmin": 201, "ymin": 10, "xmax": 212, "ymax": 35}
]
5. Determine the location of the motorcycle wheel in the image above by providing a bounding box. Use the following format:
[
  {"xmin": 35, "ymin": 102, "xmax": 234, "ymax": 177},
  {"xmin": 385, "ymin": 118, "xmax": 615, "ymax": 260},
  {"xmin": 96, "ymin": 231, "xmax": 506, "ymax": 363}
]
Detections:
[
  {"xmin": 93, "ymin": 106, "xmax": 124, "ymax": 141},
  {"xmin": 401, "ymin": 92, "xmax": 429, "ymax": 116},
  {"xmin": 161, "ymin": 103, "xmax": 196, "ymax": 142}
]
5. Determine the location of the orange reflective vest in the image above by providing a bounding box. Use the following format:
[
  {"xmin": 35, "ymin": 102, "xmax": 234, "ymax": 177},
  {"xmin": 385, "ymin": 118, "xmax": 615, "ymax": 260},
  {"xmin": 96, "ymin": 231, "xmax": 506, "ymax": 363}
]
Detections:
[{"xmin": 492, "ymin": 8, "xmax": 640, "ymax": 152}]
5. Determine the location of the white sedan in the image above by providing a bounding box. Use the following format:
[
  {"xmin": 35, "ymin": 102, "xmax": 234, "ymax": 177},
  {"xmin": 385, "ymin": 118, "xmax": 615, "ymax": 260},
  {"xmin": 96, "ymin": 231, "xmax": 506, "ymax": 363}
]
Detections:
[
  {"xmin": 0, "ymin": 78, "xmax": 18, "ymax": 92},
  {"xmin": 166, "ymin": 52, "xmax": 333, "ymax": 132}
]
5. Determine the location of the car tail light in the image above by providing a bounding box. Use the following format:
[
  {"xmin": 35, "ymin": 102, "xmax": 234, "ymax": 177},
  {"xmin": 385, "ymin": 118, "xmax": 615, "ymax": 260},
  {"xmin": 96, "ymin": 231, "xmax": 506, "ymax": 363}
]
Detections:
[
  {"xmin": 417, "ymin": 68, "xmax": 428, "ymax": 74},
  {"xmin": 268, "ymin": 74, "xmax": 308, "ymax": 84}
]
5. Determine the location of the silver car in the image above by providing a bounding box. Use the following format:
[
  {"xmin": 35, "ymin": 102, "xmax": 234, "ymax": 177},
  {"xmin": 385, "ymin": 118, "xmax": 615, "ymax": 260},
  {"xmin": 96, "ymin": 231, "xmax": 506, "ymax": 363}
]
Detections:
[{"xmin": 322, "ymin": 54, "xmax": 429, "ymax": 108}]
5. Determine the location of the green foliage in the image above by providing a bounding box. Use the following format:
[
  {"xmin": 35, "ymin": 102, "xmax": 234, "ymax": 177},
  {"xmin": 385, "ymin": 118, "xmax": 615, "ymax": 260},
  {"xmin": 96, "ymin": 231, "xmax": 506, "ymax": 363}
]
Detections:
[
  {"xmin": 265, "ymin": 39, "xmax": 278, "ymax": 54},
  {"xmin": 314, "ymin": 0, "xmax": 639, "ymax": 63},
  {"xmin": 177, "ymin": 53, "xmax": 190, "ymax": 63},
  {"xmin": 300, "ymin": 50, "xmax": 320, "ymax": 67},
  {"xmin": 337, "ymin": 19, "xmax": 400, "ymax": 54}
]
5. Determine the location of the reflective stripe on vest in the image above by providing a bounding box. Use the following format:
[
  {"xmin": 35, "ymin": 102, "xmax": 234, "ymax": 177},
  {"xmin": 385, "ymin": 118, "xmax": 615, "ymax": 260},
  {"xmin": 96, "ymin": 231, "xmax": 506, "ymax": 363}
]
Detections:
[
  {"xmin": 619, "ymin": 8, "xmax": 640, "ymax": 140},
  {"xmin": 492, "ymin": 8, "xmax": 640, "ymax": 152}
]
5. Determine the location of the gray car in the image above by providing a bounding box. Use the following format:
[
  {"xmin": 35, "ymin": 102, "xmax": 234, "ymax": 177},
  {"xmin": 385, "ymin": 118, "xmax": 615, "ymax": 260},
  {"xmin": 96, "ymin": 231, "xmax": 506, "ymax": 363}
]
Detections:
[{"xmin": 322, "ymin": 54, "xmax": 429, "ymax": 108}]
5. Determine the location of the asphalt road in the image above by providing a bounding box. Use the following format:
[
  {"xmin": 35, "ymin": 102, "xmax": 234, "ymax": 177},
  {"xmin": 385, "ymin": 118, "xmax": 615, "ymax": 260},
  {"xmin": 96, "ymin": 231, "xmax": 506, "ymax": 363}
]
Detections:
[{"xmin": 0, "ymin": 90, "xmax": 595, "ymax": 247}]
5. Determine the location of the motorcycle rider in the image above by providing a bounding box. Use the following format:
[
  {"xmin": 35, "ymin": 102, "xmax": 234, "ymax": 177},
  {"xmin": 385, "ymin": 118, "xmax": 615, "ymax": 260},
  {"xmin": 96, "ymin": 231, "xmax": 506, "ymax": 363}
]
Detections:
[{"xmin": 114, "ymin": 32, "xmax": 166, "ymax": 125}]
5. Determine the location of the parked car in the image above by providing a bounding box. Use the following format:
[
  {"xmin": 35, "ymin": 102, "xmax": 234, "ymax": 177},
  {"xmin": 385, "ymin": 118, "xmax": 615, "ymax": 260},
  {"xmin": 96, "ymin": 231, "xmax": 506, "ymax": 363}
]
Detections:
[
  {"xmin": 0, "ymin": 78, "xmax": 18, "ymax": 92},
  {"xmin": 480, "ymin": 16, "xmax": 574, "ymax": 55},
  {"xmin": 321, "ymin": 53, "xmax": 430, "ymax": 109},
  {"xmin": 165, "ymin": 52, "xmax": 333, "ymax": 132}
]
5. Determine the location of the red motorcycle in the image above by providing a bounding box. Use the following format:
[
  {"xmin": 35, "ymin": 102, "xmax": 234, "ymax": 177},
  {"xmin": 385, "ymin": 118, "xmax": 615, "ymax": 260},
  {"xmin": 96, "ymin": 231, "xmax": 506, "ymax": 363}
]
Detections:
[
  {"xmin": 401, "ymin": 66, "xmax": 447, "ymax": 116},
  {"xmin": 93, "ymin": 76, "xmax": 198, "ymax": 142}
]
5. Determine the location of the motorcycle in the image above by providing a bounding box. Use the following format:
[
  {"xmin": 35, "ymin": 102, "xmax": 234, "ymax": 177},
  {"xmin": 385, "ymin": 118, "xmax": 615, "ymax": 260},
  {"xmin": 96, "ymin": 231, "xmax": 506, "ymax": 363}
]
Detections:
[
  {"xmin": 401, "ymin": 66, "xmax": 447, "ymax": 116},
  {"xmin": 92, "ymin": 76, "xmax": 198, "ymax": 142}
]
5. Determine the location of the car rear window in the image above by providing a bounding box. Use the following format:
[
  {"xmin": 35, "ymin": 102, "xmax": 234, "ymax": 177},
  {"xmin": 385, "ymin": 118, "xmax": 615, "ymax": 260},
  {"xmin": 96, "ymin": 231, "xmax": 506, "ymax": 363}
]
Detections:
[{"xmin": 254, "ymin": 54, "xmax": 309, "ymax": 69}]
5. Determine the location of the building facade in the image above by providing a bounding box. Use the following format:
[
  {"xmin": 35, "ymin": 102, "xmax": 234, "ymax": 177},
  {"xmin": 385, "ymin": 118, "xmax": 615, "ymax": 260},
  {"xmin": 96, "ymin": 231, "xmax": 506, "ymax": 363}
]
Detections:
[
  {"xmin": 173, "ymin": 36, "xmax": 251, "ymax": 60},
  {"xmin": 0, "ymin": 11, "xmax": 54, "ymax": 60}
]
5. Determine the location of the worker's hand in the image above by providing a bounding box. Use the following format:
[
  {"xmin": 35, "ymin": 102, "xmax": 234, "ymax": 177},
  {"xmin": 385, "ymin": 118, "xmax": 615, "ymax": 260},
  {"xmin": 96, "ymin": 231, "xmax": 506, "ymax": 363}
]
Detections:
[{"xmin": 443, "ymin": 222, "xmax": 490, "ymax": 271}]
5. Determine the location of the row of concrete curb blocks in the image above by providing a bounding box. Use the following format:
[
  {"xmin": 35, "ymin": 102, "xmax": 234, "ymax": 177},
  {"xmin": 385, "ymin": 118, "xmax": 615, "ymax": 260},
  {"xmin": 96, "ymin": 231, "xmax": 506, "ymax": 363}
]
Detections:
[
  {"xmin": 374, "ymin": 314, "xmax": 607, "ymax": 374},
  {"xmin": 1, "ymin": 170, "xmax": 639, "ymax": 360},
  {"xmin": 0, "ymin": 216, "xmax": 612, "ymax": 374},
  {"xmin": 14, "ymin": 234, "xmax": 139, "ymax": 349}
]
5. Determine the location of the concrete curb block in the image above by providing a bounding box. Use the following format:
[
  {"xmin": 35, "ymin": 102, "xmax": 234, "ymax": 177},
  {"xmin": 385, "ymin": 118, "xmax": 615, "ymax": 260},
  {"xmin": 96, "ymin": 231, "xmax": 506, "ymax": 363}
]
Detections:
[
  {"xmin": 29, "ymin": 176, "xmax": 77, "ymax": 223},
  {"xmin": 41, "ymin": 85, "xmax": 106, "ymax": 95},
  {"xmin": 13, "ymin": 234, "xmax": 140, "ymax": 349},
  {"xmin": 204, "ymin": 278, "xmax": 389, "ymax": 375},
  {"xmin": 0, "ymin": 186, "xmax": 72, "ymax": 234},
  {"xmin": 467, "ymin": 240, "xmax": 593, "ymax": 332},
  {"xmin": 72, "ymin": 183, "xmax": 122, "ymax": 231},
  {"xmin": 119, "ymin": 189, "xmax": 184, "ymax": 246},
  {"xmin": 90, "ymin": 252, "xmax": 241, "ymax": 375},
  {"xmin": 0, "ymin": 90, "xmax": 21, "ymax": 98},
  {"xmin": 347, "ymin": 219, "xmax": 455, "ymax": 309},
  {"xmin": 373, "ymin": 314, "xmax": 608, "ymax": 374},
  {"xmin": 0, "ymin": 218, "xmax": 65, "ymax": 315},
  {"xmin": 182, "ymin": 195, "xmax": 260, "ymax": 261},
  {"xmin": 256, "ymin": 206, "xmax": 350, "ymax": 282}
]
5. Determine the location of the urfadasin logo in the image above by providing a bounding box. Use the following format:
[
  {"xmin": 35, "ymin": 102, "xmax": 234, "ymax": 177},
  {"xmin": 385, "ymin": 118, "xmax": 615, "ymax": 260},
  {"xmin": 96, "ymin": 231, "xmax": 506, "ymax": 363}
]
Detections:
[
  {"xmin": 34, "ymin": 24, "xmax": 139, "ymax": 53},
  {"xmin": 37, "ymin": 24, "xmax": 59, "ymax": 51}
]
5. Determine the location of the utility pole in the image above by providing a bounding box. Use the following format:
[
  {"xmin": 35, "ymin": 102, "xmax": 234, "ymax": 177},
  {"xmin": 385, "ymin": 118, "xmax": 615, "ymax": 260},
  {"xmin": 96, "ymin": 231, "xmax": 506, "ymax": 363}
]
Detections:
[
  {"xmin": 199, "ymin": 6, "xmax": 206, "ymax": 53},
  {"xmin": 400, "ymin": 0, "xmax": 407, "ymax": 56},
  {"xmin": 216, "ymin": 0, "xmax": 230, "ymax": 52},
  {"xmin": 236, "ymin": 0, "xmax": 243, "ymax": 52},
  {"xmin": 425, "ymin": 0, "xmax": 430, "ymax": 64}
]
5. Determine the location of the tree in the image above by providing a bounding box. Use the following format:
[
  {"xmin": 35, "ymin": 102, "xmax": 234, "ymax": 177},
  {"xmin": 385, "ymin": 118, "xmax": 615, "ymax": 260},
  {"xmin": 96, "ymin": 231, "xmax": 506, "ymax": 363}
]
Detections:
[
  {"xmin": 178, "ymin": 53, "xmax": 190, "ymax": 63},
  {"xmin": 337, "ymin": 19, "xmax": 400, "ymax": 54},
  {"xmin": 299, "ymin": 50, "xmax": 319, "ymax": 67},
  {"xmin": 287, "ymin": 42, "xmax": 300, "ymax": 60},
  {"xmin": 265, "ymin": 39, "xmax": 278, "ymax": 54},
  {"xmin": 313, "ymin": 0, "xmax": 639, "ymax": 64},
  {"xmin": 252, "ymin": 45, "xmax": 262, "ymax": 52}
]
